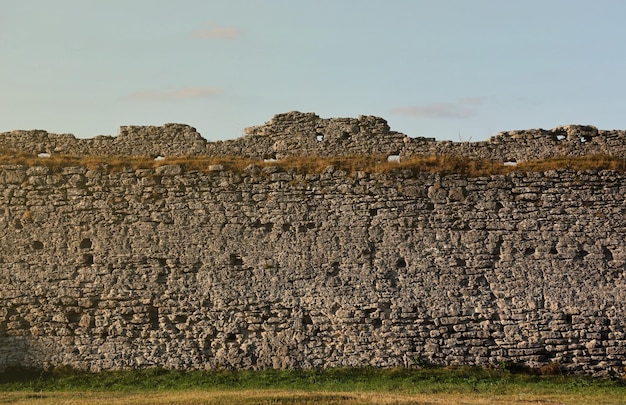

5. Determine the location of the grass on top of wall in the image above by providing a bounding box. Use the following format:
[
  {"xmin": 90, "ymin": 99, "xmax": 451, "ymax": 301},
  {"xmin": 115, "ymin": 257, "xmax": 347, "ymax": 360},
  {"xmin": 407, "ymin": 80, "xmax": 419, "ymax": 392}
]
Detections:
[{"xmin": 0, "ymin": 151, "xmax": 624, "ymax": 176}]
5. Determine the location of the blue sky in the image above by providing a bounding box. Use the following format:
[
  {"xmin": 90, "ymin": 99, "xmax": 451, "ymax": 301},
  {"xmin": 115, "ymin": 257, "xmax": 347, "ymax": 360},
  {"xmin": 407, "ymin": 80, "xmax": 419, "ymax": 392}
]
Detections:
[{"xmin": 1, "ymin": 1, "xmax": 625, "ymax": 141}]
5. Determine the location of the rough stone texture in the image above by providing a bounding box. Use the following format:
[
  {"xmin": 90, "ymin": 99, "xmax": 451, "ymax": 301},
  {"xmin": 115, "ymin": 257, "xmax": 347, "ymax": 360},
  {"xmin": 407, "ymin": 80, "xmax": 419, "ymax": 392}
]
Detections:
[
  {"xmin": 1, "ymin": 162, "xmax": 625, "ymax": 375},
  {"xmin": 0, "ymin": 124, "xmax": 207, "ymax": 157},
  {"xmin": 2, "ymin": 112, "xmax": 626, "ymax": 161}
]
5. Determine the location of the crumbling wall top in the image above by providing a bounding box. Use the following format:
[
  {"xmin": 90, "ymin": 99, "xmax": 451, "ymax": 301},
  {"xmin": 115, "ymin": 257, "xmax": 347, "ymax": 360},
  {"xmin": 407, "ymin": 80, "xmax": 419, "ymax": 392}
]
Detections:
[
  {"xmin": 243, "ymin": 111, "xmax": 393, "ymax": 138},
  {"xmin": 1, "ymin": 113, "xmax": 626, "ymax": 161}
]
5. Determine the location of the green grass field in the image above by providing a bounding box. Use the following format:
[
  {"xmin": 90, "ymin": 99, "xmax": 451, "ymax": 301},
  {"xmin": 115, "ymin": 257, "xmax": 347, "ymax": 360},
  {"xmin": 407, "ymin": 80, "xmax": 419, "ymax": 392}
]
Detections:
[{"xmin": 1, "ymin": 366, "xmax": 625, "ymax": 404}]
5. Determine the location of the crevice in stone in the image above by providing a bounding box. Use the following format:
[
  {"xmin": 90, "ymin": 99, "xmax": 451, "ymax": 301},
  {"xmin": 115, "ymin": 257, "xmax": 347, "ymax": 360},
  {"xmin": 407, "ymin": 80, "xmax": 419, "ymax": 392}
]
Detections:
[
  {"xmin": 603, "ymin": 246, "xmax": 613, "ymax": 262},
  {"xmin": 229, "ymin": 254, "xmax": 243, "ymax": 266}
]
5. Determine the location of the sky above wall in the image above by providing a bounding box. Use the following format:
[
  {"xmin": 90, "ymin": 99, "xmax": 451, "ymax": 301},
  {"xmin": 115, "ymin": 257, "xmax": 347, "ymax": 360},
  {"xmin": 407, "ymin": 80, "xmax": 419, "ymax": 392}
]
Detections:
[{"xmin": 1, "ymin": 0, "xmax": 625, "ymax": 141}]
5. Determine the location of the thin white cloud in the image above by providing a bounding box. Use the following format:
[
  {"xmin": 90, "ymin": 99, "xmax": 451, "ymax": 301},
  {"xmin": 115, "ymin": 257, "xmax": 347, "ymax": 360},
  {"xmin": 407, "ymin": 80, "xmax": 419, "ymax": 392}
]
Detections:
[
  {"xmin": 127, "ymin": 87, "xmax": 222, "ymax": 101},
  {"xmin": 193, "ymin": 25, "xmax": 241, "ymax": 40},
  {"xmin": 391, "ymin": 98, "xmax": 483, "ymax": 119}
]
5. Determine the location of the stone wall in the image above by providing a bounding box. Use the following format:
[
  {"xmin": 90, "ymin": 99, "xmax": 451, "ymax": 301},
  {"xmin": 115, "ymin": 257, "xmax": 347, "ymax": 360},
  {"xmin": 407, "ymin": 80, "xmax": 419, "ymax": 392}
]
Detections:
[
  {"xmin": 1, "ymin": 163, "xmax": 625, "ymax": 375},
  {"xmin": 0, "ymin": 124, "xmax": 207, "ymax": 157},
  {"xmin": 2, "ymin": 112, "xmax": 626, "ymax": 161}
]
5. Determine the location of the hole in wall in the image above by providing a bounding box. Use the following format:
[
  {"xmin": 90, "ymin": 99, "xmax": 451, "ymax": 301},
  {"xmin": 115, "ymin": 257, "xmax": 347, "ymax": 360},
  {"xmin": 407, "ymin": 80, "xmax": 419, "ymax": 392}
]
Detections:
[
  {"xmin": 37, "ymin": 152, "xmax": 51, "ymax": 158},
  {"xmin": 340, "ymin": 131, "xmax": 350, "ymax": 140},
  {"xmin": 67, "ymin": 311, "xmax": 81, "ymax": 324},
  {"xmin": 316, "ymin": 133, "xmax": 324, "ymax": 142},
  {"xmin": 372, "ymin": 318, "xmax": 383, "ymax": 329},
  {"xmin": 80, "ymin": 238, "xmax": 92, "ymax": 249},
  {"xmin": 580, "ymin": 135, "xmax": 592, "ymax": 143},
  {"xmin": 32, "ymin": 241, "xmax": 44, "ymax": 250},
  {"xmin": 252, "ymin": 219, "xmax": 274, "ymax": 232},
  {"xmin": 229, "ymin": 254, "xmax": 243, "ymax": 266},
  {"xmin": 396, "ymin": 258, "xmax": 407, "ymax": 268},
  {"xmin": 154, "ymin": 155, "xmax": 165, "ymax": 161},
  {"xmin": 603, "ymin": 247, "xmax": 613, "ymax": 262},
  {"xmin": 555, "ymin": 134, "xmax": 566, "ymax": 141},
  {"xmin": 363, "ymin": 308, "xmax": 377, "ymax": 316},
  {"xmin": 524, "ymin": 247, "xmax": 535, "ymax": 256},
  {"xmin": 157, "ymin": 258, "xmax": 167, "ymax": 267},
  {"xmin": 157, "ymin": 272, "xmax": 168, "ymax": 284},
  {"xmin": 83, "ymin": 253, "xmax": 94, "ymax": 266},
  {"xmin": 302, "ymin": 314, "xmax": 313, "ymax": 325},
  {"xmin": 369, "ymin": 208, "xmax": 378, "ymax": 216},
  {"xmin": 148, "ymin": 306, "xmax": 159, "ymax": 329},
  {"xmin": 297, "ymin": 222, "xmax": 316, "ymax": 233},
  {"xmin": 504, "ymin": 159, "xmax": 517, "ymax": 166}
]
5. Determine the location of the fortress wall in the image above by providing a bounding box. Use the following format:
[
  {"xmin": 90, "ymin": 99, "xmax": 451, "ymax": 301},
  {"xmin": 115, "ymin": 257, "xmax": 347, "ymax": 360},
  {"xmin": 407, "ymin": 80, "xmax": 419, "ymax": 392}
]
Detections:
[
  {"xmin": 3, "ymin": 112, "xmax": 626, "ymax": 161},
  {"xmin": 0, "ymin": 124, "xmax": 208, "ymax": 157},
  {"xmin": 1, "ymin": 164, "xmax": 625, "ymax": 374}
]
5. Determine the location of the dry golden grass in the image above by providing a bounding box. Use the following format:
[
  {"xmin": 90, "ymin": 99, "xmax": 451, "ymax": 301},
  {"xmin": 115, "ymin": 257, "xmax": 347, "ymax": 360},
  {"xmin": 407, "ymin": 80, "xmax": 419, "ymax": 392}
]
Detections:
[
  {"xmin": 0, "ymin": 151, "xmax": 624, "ymax": 176},
  {"xmin": 2, "ymin": 389, "xmax": 624, "ymax": 405}
]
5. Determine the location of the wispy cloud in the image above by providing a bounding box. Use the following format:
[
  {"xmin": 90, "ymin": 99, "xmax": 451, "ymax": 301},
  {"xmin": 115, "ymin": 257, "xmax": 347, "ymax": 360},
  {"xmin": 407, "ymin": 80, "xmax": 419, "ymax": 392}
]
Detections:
[
  {"xmin": 192, "ymin": 25, "xmax": 241, "ymax": 40},
  {"xmin": 127, "ymin": 87, "xmax": 222, "ymax": 101},
  {"xmin": 391, "ymin": 98, "xmax": 483, "ymax": 119}
]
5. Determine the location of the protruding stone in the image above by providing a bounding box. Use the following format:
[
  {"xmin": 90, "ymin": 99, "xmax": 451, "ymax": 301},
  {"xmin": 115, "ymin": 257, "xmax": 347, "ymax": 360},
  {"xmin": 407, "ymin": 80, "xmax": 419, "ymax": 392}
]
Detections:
[{"xmin": 155, "ymin": 164, "xmax": 182, "ymax": 176}]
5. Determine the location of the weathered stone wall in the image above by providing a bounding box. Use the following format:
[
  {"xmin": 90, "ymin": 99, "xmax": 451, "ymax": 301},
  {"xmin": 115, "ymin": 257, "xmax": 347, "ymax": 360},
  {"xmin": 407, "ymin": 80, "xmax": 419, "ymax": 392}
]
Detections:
[
  {"xmin": 1, "ymin": 163, "xmax": 625, "ymax": 375},
  {"xmin": 0, "ymin": 124, "xmax": 207, "ymax": 157},
  {"xmin": 2, "ymin": 112, "xmax": 626, "ymax": 161}
]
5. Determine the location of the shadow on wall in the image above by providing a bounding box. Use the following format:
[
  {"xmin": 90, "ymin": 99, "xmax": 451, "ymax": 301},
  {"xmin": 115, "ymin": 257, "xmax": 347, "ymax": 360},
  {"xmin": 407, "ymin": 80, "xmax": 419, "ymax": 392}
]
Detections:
[{"xmin": 0, "ymin": 337, "xmax": 29, "ymax": 371}]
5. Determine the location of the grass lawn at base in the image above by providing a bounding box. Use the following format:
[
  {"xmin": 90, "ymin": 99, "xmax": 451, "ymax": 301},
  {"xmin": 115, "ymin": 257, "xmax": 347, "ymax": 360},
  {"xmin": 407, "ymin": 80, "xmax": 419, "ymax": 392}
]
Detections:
[
  {"xmin": 2, "ymin": 389, "xmax": 626, "ymax": 405},
  {"xmin": 1, "ymin": 367, "xmax": 625, "ymax": 404}
]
